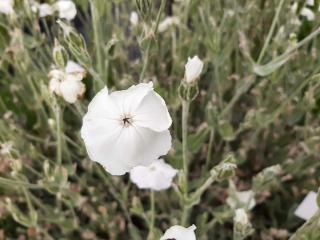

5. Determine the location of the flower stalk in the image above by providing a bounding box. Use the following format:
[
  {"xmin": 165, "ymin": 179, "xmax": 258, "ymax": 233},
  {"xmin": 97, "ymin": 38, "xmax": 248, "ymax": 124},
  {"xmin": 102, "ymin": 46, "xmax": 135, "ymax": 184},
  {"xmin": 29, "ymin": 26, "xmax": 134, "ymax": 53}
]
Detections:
[
  {"xmin": 147, "ymin": 190, "xmax": 155, "ymax": 240},
  {"xmin": 289, "ymin": 211, "xmax": 320, "ymax": 240},
  {"xmin": 181, "ymin": 99, "xmax": 190, "ymax": 225}
]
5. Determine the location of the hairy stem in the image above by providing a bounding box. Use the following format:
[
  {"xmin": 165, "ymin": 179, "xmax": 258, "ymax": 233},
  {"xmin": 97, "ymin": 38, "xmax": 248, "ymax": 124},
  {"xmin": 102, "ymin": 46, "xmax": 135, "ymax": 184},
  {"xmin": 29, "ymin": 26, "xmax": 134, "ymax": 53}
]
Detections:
[
  {"xmin": 289, "ymin": 211, "xmax": 320, "ymax": 240},
  {"xmin": 257, "ymin": 0, "xmax": 286, "ymax": 64},
  {"xmin": 139, "ymin": 0, "xmax": 167, "ymax": 82},
  {"xmin": 181, "ymin": 100, "xmax": 190, "ymax": 225}
]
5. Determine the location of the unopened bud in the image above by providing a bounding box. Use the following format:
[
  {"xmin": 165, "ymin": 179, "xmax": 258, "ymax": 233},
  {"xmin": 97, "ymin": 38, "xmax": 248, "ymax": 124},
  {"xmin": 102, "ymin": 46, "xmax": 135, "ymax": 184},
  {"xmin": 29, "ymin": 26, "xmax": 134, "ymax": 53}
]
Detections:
[
  {"xmin": 178, "ymin": 82, "xmax": 199, "ymax": 102},
  {"xmin": 233, "ymin": 208, "xmax": 254, "ymax": 239},
  {"xmin": 57, "ymin": 20, "xmax": 90, "ymax": 65},
  {"xmin": 53, "ymin": 39, "xmax": 68, "ymax": 68},
  {"xmin": 211, "ymin": 155, "xmax": 237, "ymax": 182}
]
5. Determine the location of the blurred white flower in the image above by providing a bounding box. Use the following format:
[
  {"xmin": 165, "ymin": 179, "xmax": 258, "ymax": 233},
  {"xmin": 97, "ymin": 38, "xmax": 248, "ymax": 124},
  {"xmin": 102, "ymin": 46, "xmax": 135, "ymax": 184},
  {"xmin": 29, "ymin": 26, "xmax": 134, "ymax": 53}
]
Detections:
[
  {"xmin": 55, "ymin": 0, "xmax": 77, "ymax": 20},
  {"xmin": 234, "ymin": 208, "xmax": 249, "ymax": 226},
  {"xmin": 130, "ymin": 11, "xmax": 139, "ymax": 26},
  {"xmin": 130, "ymin": 159, "xmax": 178, "ymax": 191},
  {"xmin": 307, "ymin": 0, "xmax": 314, "ymax": 6},
  {"xmin": 65, "ymin": 60, "xmax": 86, "ymax": 77},
  {"xmin": 81, "ymin": 82, "xmax": 172, "ymax": 175},
  {"xmin": 227, "ymin": 190, "xmax": 256, "ymax": 210},
  {"xmin": 301, "ymin": 7, "xmax": 315, "ymax": 21},
  {"xmin": 0, "ymin": 0, "xmax": 14, "ymax": 15},
  {"xmin": 59, "ymin": 75, "xmax": 85, "ymax": 103},
  {"xmin": 184, "ymin": 56, "xmax": 204, "ymax": 84},
  {"xmin": 0, "ymin": 141, "xmax": 13, "ymax": 155},
  {"xmin": 291, "ymin": 2, "xmax": 316, "ymax": 21},
  {"xmin": 48, "ymin": 61, "xmax": 86, "ymax": 103},
  {"xmin": 158, "ymin": 16, "xmax": 180, "ymax": 33},
  {"xmin": 39, "ymin": 3, "xmax": 54, "ymax": 17},
  {"xmin": 160, "ymin": 225, "xmax": 197, "ymax": 240}
]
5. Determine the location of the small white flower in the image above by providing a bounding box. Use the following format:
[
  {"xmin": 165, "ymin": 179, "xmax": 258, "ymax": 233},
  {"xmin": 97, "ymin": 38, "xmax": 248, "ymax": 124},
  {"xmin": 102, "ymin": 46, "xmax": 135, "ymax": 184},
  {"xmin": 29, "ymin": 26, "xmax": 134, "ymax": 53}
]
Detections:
[
  {"xmin": 0, "ymin": 0, "xmax": 14, "ymax": 15},
  {"xmin": 158, "ymin": 16, "xmax": 180, "ymax": 33},
  {"xmin": 301, "ymin": 7, "xmax": 315, "ymax": 21},
  {"xmin": 39, "ymin": 3, "xmax": 54, "ymax": 17},
  {"xmin": 130, "ymin": 159, "xmax": 178, "ymax": 191},
  {"xmin": 227, "ymin": 190, "xmax": 256, "ymax": 210},
  {"xmin": 160, "ymin": 225, "xmax": 197, "ymax": 240},
  {"xmin": 184, "ymin": 56, "xmax": 204, "ymax": 84},
  {"xmin": 48, "ymin": 61, "xmax": 86, "ymax": 103},
  {"xmin": 130, "ymin": 11, "xmax": 139, "ymax": 26},
  {"xmin": 234, "ymin": 208, "xmax": 249, "ymax": 226},
  {"xmin": 55, "ymin": 0, "xmax": 77, "ymax": 20},
  {"xmin": 81, "ymin": 82, "xmax": 172, "ymax": 175}
]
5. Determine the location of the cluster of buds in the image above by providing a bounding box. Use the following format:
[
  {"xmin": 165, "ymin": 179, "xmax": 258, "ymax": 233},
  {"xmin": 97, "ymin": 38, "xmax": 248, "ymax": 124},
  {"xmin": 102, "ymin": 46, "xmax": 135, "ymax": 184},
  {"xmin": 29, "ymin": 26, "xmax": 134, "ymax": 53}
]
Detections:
[{"xmin": 49, "ymin": 40, "xmax": 86, "ymax": 104}]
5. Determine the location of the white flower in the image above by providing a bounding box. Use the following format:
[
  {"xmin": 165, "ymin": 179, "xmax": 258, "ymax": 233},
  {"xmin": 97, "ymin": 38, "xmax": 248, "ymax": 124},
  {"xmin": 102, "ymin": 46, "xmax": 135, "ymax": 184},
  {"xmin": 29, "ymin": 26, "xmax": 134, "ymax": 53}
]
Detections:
[
  {"xmin": 130, "ymin": 11, "xmax": 139, "ymax": 26},
  {"xmin": 184, "ymin": 56, "xmax": 204, "ymax": 84},
  {"xmin": 130, "ymin": 159, "xmax": 178, "ymax": 191},
  {"xmin": 81, "ymin": 82, "xmax": 172, "ymax": 175},
  {"xmin": 227, "ymin": 190, "xmax": 256, "ymax": 210},
  {"xmin": 59, "ymin": 76, "xmax": 85, "ymax": 103},
  {"xmin": 48, "ymin": 61, "xmax": 86, "ymax": 103},
  {"xmin": 234, "ymin": 208, "xmax": 249, "ymax": 226},
  {"xmin": 158, "ymin": 16, "xmax": 180, "ymax": 33},
  {"xmin": 55, "ymin": 0, "xmax": 77, "ymax": 20},
  {"xmin": 160, "ymin": 225, "xmax": 197, "ymax": 240},
  {"xmin": 39, "ymin": 3, "xmax": 54, "ymax": 17},
  {"xmin": 0, "ymin": 0, "xmax": 14, "ymax": 15},
  {"xmin": 301, "ymin": 7, "xmax": 315, "ymax": 21},
  {"xmin": 65, "ymin": 60, "xmax": 86, "ymax": 77}
]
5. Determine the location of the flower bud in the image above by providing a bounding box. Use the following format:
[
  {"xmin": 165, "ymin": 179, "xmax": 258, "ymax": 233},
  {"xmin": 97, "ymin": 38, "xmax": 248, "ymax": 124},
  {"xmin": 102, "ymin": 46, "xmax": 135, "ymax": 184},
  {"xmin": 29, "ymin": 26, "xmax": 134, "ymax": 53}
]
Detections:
[
  {"xmin": 234, "ymin": 208, "xmax": 254, "ymax": 239},
  {"xmin": 130, "ymin": 11, "xmax": 139, "ymax": 26},
  {"xmin": 252, "ymin": 164, "xmax": 282, "ymax": 193},
  {"xmin": 184, "ymin": 56, "xmax": 204, "ymax": 84},
  {"xmin": 210, "ymin": 155, "xmax": 237, "ymax": 182},
  {"xmin": 178, "ymin": 82, "xmax": 199, "ymax": 102},
  {"xmin": 53, "ymin": 39, "xmax": 69, "ymax": 68},
  {"xmin": 57, "ymin": 20, "xmax": 90, "ymax": 65},
  {"xmin": 234, "ymin": 208, "xmax": 249, "ymax": 227}
]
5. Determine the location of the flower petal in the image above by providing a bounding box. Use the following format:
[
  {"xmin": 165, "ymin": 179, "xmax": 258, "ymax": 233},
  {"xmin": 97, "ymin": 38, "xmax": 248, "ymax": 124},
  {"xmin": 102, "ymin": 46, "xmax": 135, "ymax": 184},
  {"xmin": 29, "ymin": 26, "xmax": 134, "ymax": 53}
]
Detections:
[
  {"xmin": 109, "ymin": 82, "xmax": 153, "ymax": 115},
  {"xmin": 160, "ymin": 225, "xmax": 197, "ymax": 240},
  {"xmin": 60, "ymin": 79, "xmax": 85, "ymax": 103},
  {"xmin": 81, "ymin": 125, "xmax": 171, "ymax": 175},
  {"xmin": 134, "ymin": 91, "xmax": 172, "ymax": 132},
  {"xmin": 85, "ymin": 87, "xmax": 120, "ymax": 120}
]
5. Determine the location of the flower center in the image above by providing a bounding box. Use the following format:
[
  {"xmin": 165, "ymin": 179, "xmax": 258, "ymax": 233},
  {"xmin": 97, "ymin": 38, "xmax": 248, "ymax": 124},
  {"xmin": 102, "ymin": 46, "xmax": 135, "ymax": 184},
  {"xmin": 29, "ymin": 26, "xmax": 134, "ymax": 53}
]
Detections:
[{"xmin": 121, "ymin": 115, "xmax": 133, "ymax": 127}]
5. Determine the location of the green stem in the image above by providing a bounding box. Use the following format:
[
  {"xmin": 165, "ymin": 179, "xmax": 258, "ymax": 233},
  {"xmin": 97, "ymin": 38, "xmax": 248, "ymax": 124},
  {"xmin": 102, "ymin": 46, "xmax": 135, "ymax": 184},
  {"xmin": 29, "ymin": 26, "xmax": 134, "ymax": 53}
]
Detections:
[
  {"xmin": 181, "ymin": 100, "xmax": 190, "ymax": 225},
  {"xmin": 139, "ymin": 0, "xmax": 167, "ymax": 82},
  {"xmin": 0, "ymin": 177, "xmax": 42, "ymax": 189},
  {"xmin": 257, "ymin": 0, "xmax": 286, "ymax": 64},
  {"xmin": 90, "ymin": 0, "xmax": 104, "ymax": 88},
  {"xmin": 204, "ymin": 129, "xmax": 214, "ymax": 171},
  {"xmin": 55, "ymin": 104, "xmax": 62, "ymax": 165},
  {"xmin": 289, "ymin": 211, "xmax": 320, "ymax": 240},
  {"xmin": 147, "ymin": 190, "xmax": 155, "ymax": 240}
]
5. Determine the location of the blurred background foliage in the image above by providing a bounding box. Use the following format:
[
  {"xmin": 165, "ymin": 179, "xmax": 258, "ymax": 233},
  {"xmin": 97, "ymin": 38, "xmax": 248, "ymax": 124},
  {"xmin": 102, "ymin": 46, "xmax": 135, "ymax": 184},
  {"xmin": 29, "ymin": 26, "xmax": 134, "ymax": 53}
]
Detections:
[{"xmin": 0, "ymin": 0, "xmax": 319, "ymax": 239}]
